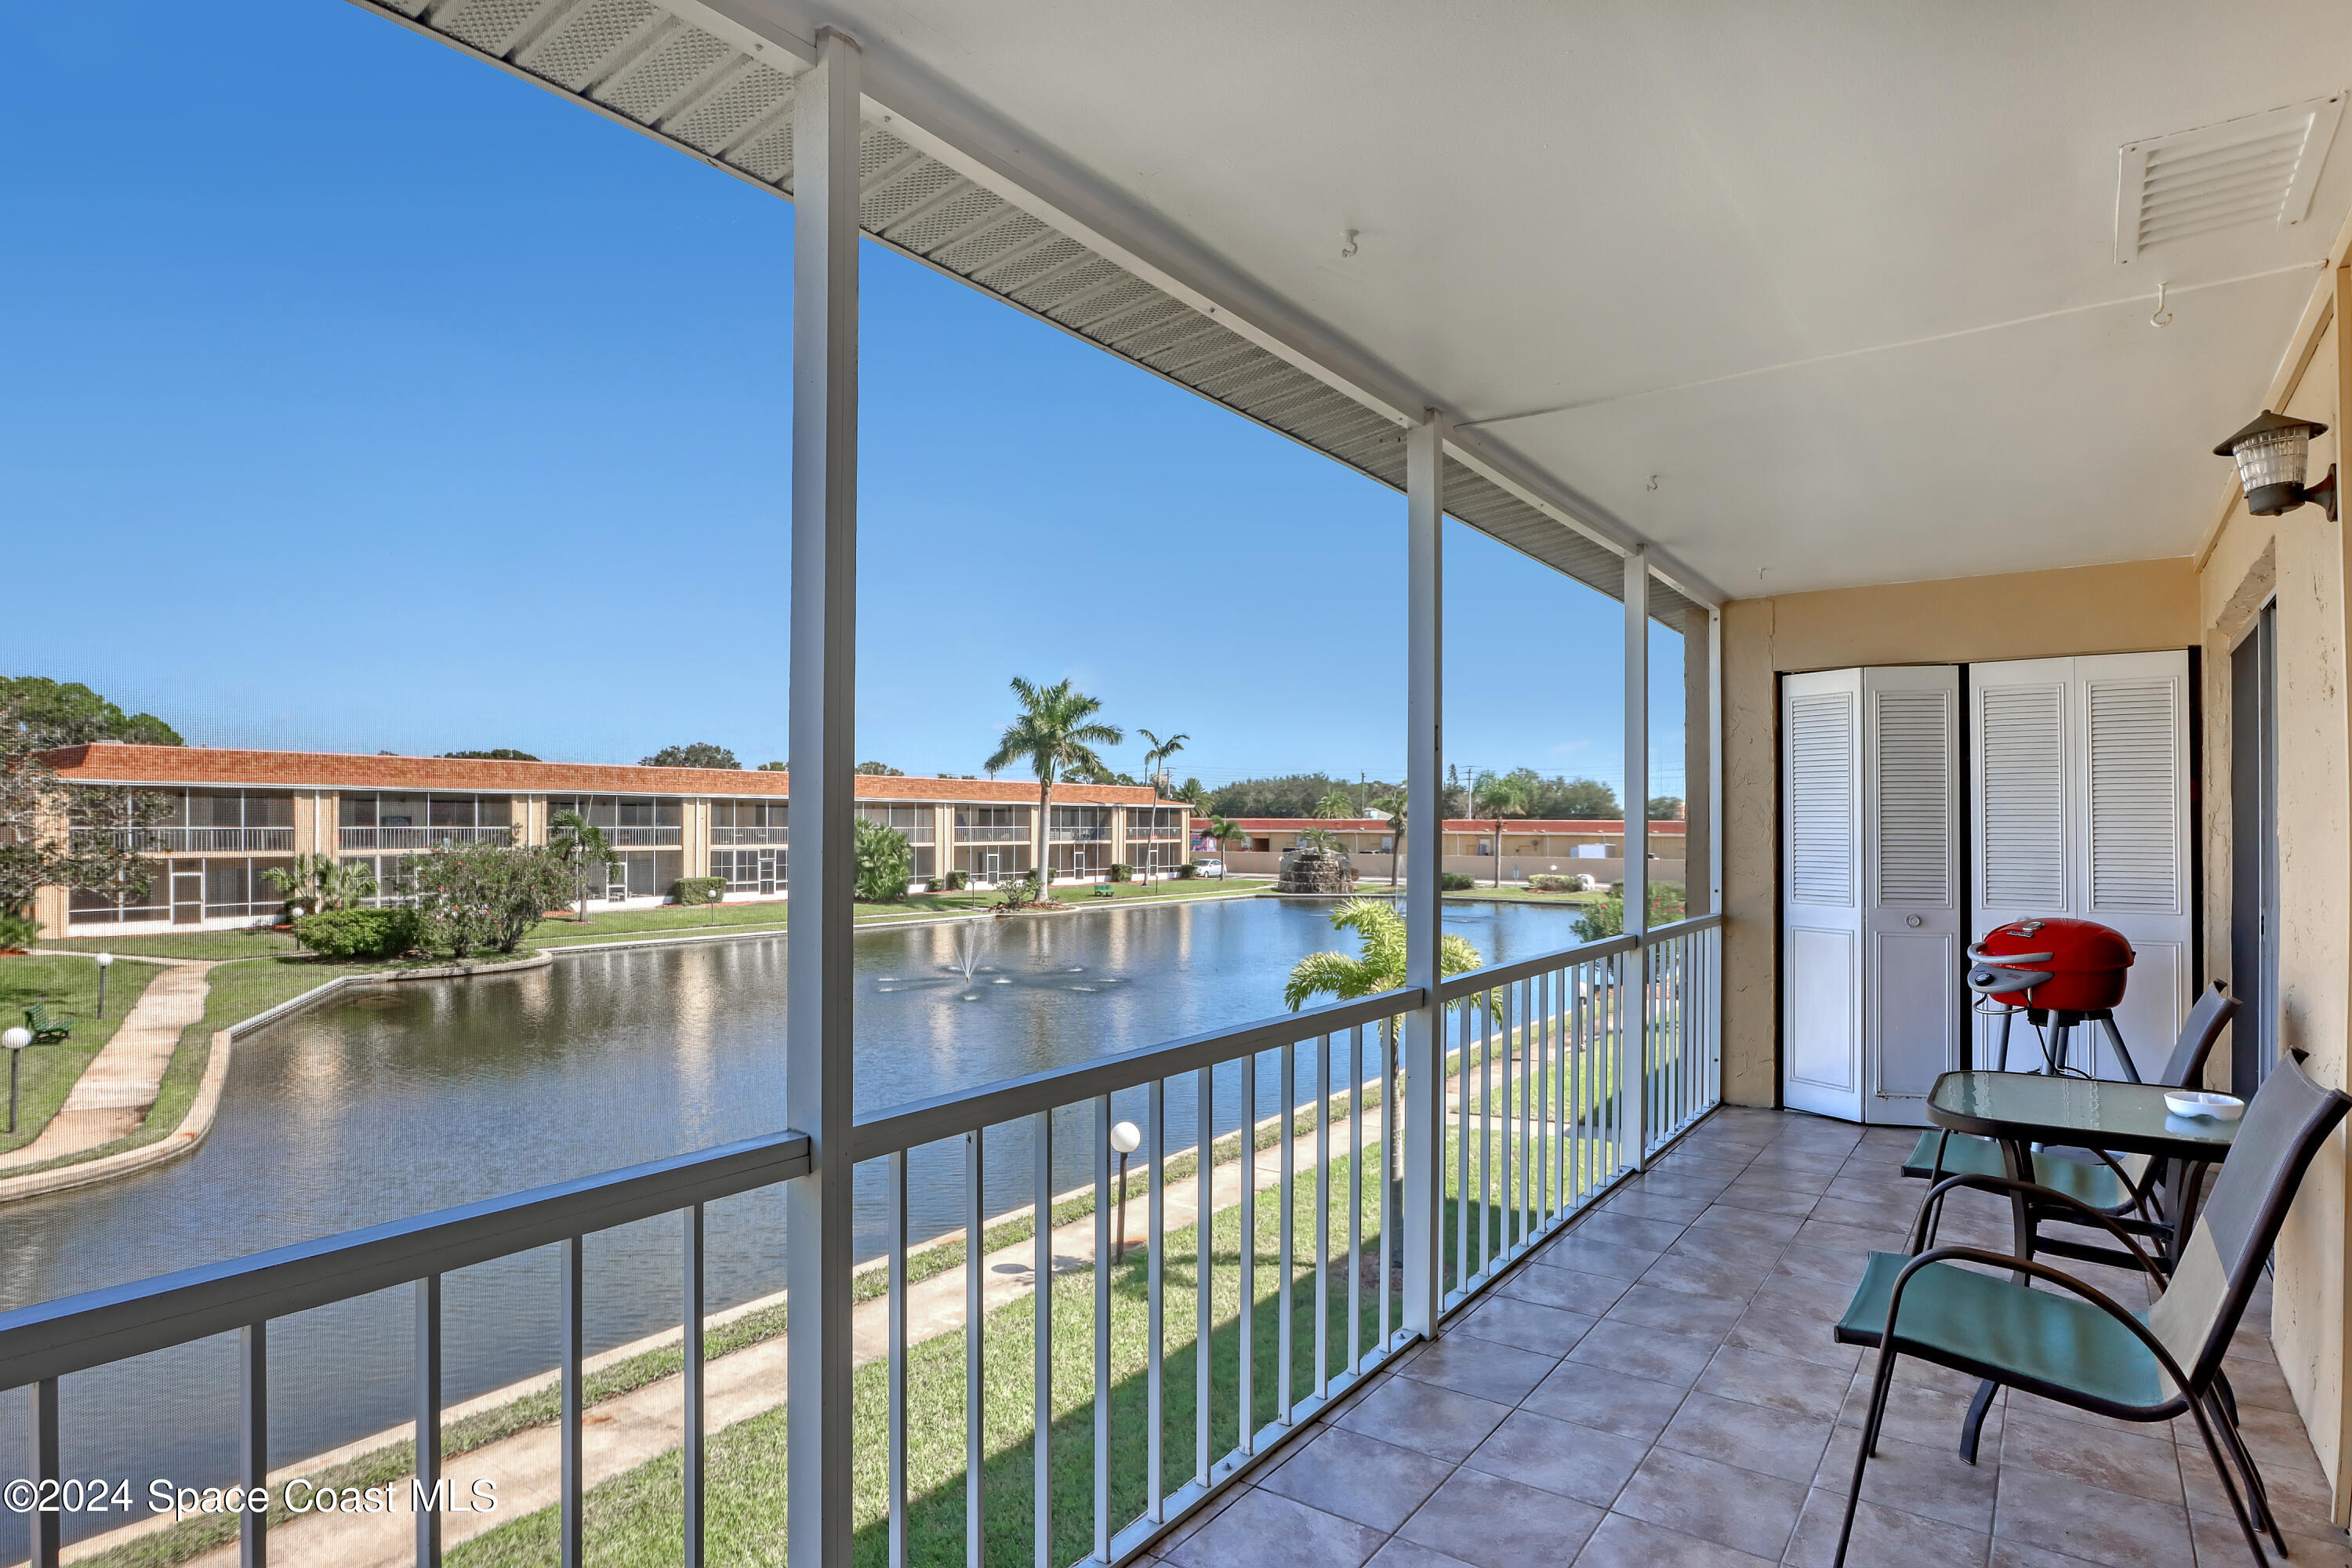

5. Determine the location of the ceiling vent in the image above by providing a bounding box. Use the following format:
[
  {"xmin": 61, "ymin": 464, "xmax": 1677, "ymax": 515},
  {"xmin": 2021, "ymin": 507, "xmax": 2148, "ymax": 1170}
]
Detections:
[{"xmin": 2115, "ymin": 92, "xmax": 2343, "ymax": 262}]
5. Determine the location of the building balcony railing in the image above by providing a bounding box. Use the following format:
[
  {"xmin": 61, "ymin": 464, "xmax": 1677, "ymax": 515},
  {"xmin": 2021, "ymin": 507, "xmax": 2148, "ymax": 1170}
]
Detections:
[
  {"xmin": 338, "ymin": 826, "xmax": 516, "ymax": 851},
  {"xmin": 0, "ymin": 917, "xmax": 1719, "ymax": 1565},
  {"xmin": 71, "ymin": 826, "xmax": 294, "ymax": 854},
  {"xmin": 609, "ymin": 827, "xmax": 682, "ymax": 847},
  {"xmin": 1048, "ymin": 827, "xmax": 1111, "ymax": 841},
  {"xmin": 954, "ymin": 826, "xmax": 1026, "ymax": 842},
  {"xmin": 710, "ymin": 828, "xmax": 792, "ymax": 846}
]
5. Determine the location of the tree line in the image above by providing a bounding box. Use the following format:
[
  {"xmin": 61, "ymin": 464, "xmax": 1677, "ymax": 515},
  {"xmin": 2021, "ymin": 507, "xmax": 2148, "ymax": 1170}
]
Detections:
[{"xmin": 1199, "ymin": 768, "xmax": 1677, "ymax": 822}]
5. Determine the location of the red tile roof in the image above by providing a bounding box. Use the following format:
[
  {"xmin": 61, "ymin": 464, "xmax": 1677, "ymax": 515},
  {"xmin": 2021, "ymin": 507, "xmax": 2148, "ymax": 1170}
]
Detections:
[{"xmin": 40, "ymin": 745, "xmax": 1175, "ymax": 806}]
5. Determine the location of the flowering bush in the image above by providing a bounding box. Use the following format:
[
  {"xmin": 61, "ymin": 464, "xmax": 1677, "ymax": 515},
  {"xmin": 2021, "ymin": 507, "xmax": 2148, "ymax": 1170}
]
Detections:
[{"xmin": 407, "ymin": 843, "xmax": 573, "ymax": 958}]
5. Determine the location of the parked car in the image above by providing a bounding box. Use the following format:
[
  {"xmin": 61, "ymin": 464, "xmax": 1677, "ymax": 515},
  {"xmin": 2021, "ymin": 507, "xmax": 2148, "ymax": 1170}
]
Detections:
[{"xmin": 1196, "ymin": 858, "xmax": 1225, "ymax": 878}]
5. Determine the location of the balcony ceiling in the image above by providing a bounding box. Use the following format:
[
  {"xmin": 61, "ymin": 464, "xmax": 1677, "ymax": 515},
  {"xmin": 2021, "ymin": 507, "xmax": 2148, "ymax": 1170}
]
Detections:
[{"xmin": 380, "ymin": 1, "xmax": 2352, "ymax": 598}]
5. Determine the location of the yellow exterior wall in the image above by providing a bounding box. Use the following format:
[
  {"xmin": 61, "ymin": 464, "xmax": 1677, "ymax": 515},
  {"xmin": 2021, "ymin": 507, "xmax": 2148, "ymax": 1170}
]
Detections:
[
  {"xmin": 2194, "ymin": 258, "xmax": 2350, "ymax": 1516},
  {"xmin": 1720, "ymin": 561, "xmax": 2200, "ymax": 1109}
]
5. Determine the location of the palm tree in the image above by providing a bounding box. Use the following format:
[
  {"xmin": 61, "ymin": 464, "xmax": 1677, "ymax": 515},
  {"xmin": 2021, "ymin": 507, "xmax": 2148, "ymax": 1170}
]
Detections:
[
  {"xmin": 1283, "ymin": 897, "xmax": 1482, "ymax": 1010},
  {"xmin": 1471, "ymin": 771, "xmax": 1534, "ymax": 887},
  {"xmin": 985, "ymin": 677, "xmax": 1123, "ymax": 896},
  {"xmin": 262, "ymin": 853, "xmax": 331, "ymax": 916},
  {"xmin": 546, "ymin": 809, "xmax": 622, "ymax": 922},
  {"xmin": 318, "ymin": 858, "xmax": 379, "ymax": 910},
  {"xmin": 1201, "ymin": 814, "xmax": 1247, "ymax": 877},
  {"xmin": 1137, "ymin": 728, "xmax": 1189, "ymax": 799},
  {"xmin": 1312, "ymin": 787, "xmax": 1356, "ymax": 818}
]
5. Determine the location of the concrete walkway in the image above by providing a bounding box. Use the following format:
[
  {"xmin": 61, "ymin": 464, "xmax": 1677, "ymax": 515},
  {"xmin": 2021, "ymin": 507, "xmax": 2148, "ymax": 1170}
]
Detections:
[
  {"xmin": 151, "ymin": 1096, "xmax": 1406, "ymax": 1568},
  {"xmin": 0, "ymin": 961, "xmax": 212, "ymax": 1170}
]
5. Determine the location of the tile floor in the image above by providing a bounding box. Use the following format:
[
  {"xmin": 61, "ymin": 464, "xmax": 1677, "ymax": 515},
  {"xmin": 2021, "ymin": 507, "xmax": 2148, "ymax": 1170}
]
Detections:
[{"xmin": 1145, "ymin": 1105, "xmax": 2350, "ymax": 1568}]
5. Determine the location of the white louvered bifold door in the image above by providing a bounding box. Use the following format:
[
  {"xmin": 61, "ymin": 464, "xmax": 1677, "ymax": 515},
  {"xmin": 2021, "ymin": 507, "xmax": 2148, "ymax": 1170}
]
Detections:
[
  {"xmin": 1971, "ymin": 652, "xmax": 2194, "ymax": 1080},
  {"xmin": 1860, "ymin": 666, "xmax": 1962, "ymax": 1124},
  {"xmin": 1783, "ymin": 670, "xmax": 1865, "ymax": 1120}
]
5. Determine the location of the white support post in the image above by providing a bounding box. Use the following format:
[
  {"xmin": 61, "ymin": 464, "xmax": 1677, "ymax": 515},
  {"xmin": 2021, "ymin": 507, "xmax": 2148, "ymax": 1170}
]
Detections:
[
  {"xmin": 786, "ymin": 28, "xmax": 861, "ymax": 1568},
  {"xmin": 1622, "ymin": 549, "xmax": 1650, "ymax": 1169},
  {"xmin": 1708, "ymin": 606, "xmax": 1725, "ymax": 1102},
  {"xmin": 1401, "ymin": 412, "xmax": 1446, "ymax": 1340}
]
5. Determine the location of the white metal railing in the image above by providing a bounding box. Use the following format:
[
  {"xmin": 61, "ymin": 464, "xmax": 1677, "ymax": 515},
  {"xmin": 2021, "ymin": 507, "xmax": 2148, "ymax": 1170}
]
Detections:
[
  {"xmin": 1641, "ymin": 914, "xmax": 1726, "ymax": 1156},
  {"xmin": 0, "ymin": 923, "xmax": 1721, "ymax": 1566},
  {"xmin": 1432, "ymin": 933, "xmax": 1641, "ymax": 1308},
  {"xmin": 609, "ymin": 826, "xmax": 682, "ymax": 847},
  {"xmin": 1049, "ymin": 827, "xmax": 1112, "ymax": 841},
  {"xmin": 848, "ymin": 985, "xmax": 1427, "ymax": 1567},
  {"xmin": 338, "ymin": 826, "xmax": 516, "ymax": 851},
  {"xmin": 71, "ymin": 826, "xmax": 292, "ymax": 853},
  {"xmin": 710, "ymin": 827, "xmax": 792, "ymax": 845},
  {"xmin": 956, "ymin": 826, "xmax": 1025, "ymax": 842}
]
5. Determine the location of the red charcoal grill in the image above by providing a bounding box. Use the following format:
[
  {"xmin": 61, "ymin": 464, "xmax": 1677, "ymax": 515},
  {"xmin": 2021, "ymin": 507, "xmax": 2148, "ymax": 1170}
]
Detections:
[{"xmin": 1965, "ymin": 917, "xmax": 2140, "ymax": 1081}]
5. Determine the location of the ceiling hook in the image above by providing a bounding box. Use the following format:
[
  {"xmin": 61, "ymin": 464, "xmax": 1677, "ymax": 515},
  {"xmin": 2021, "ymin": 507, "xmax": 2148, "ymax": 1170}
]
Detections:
[
  {"xmin": 1340, "ymin": 228, "xmax": 1359, "ymax": 260},
  {"xmin": 2151, "ymin": 281, "xmax": 2174, "ymax": 328}
]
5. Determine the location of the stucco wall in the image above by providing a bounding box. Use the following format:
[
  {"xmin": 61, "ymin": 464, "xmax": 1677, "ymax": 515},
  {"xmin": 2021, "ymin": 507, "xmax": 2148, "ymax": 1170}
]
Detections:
[
  {"xmin": 1719, "ymin": 559, "xmax": 2202, "ymax": 1109},
  {"xmin": 2196, "ymin": 263, "xmax": 2349, "ymax": 1515}
]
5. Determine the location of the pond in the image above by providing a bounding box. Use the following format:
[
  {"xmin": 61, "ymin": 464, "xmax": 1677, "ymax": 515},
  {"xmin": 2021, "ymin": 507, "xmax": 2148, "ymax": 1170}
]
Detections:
[{"xmin": 0, "ymin": 895, "xmax": 1587, "ymax": 1547}]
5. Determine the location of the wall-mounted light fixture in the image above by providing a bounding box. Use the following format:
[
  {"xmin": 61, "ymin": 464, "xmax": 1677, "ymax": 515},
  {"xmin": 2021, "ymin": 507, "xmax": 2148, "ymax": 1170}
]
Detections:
[{"xmin": 2215, "ymin": 410, "xmax": 2338, "ymax": 521}]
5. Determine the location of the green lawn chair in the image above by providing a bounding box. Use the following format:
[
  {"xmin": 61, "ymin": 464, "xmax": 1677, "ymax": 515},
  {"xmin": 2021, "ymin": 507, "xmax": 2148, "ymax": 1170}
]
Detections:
[
  {"xmin": 1834, "ymin": 1053, "xmax": 2351, "ymax": 1566},
  {"xmin": 23, "ymin": 1004, "xmax": 72, "ymax": 1044},
  {"xmin": 1900, "ymin": 981, "xmax": 2238, "ymax": 1265}
]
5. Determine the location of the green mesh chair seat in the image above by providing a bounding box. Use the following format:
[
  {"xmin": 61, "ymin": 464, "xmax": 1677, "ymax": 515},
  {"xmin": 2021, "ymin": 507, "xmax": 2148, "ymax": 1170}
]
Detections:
[
  {"xmin": 1836, "ymin": 1250, "xmax": 2168, "ymax": 1414},
  {"xmin": 1899, "ymin": 1131, "xmax": 2130, "ymax": 1210}
]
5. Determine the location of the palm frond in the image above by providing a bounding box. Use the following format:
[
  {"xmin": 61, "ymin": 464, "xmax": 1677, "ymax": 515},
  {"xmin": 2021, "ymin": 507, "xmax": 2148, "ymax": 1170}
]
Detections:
[{"xmin": 1283, "ymin": 952, "xmax": 1376, "ymax": 1011}]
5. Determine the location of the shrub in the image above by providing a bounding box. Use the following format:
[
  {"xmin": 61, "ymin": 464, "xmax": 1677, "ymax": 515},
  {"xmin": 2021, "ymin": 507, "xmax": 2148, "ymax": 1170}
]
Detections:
[
  {"xmin": 1439, "ymin": 872, "xmax": 1476, "ymax": 891},
  {"xmin": 942, "ymin": 869, "xmax": 968, "ymax": 891},
  {"xmin": 1174, "ymin": 862, "xmax": 1197, "ymax": 880},
  {"xmin": 673, "ymin": 877, "xmax": 726, "ymax": 907},
  {"xmin": 995, "ymin": 870, "xmax": 1044, "ymax": 912},
  {"xmin": 409, "ymin": 843, "xmax": 574, "ymax": 958},
  {"xmin": 1570, "ymin": 882, "xmax": 1686, "ymax": 944},
  {"xmin": 292, "ymin": 907, "xmax": 423, "ymax": 961},
  {"xmin": 1527, "ymin": 874, "xmax": 1580, "ymax": 893},
  {"xmin": 853, "ymin": 818, "xmax": 912, "ymax": 902},
  {"xmin": 0, "ymin": 913, "xmax": 41, "ymax": 950},
  {"xmin": 1109, "ymin": 862, "xmax": 1132, "ymax": 883}
]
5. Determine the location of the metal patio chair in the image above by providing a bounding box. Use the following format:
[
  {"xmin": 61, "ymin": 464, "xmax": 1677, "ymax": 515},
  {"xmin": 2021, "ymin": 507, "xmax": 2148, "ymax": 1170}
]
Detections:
[
  {"xmin": 1900, "ymin": 982, "xmax": 2238, "ymax": 1262},
  {"xmin": 1834, "ymin": 1053, "xmax": 2351, "ymax": 1566}
]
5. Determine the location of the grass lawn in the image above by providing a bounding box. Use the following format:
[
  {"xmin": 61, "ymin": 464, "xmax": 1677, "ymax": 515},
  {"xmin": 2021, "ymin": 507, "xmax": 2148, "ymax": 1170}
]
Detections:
[
  {"xmin": 0, "ymin": 954, "xmax": 374, "ymax": 1181},
  {"xmin": 34, "ymin": 881, "xmax": 1278, "ymax": 964},
  {"xmin": 445, "ymin": 1108, "xmax": 1621, "ymax": 1568},
  {"xmin": 528, "ymin": 878, "xmax": 1272, "ymax": 947},
  {"xmin": 0, "ymin": 955, "xmax": 162, "ymax": 1155},
  {"xmin": 41, "ymin": 927, "xmax": 303, "ymax": 960}
]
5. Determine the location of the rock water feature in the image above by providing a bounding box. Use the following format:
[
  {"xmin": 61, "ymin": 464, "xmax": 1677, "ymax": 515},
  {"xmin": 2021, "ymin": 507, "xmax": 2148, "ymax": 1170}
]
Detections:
[{"xmin": 1276, "ymin": 844, "xmax": 1358, "ymax": 893}]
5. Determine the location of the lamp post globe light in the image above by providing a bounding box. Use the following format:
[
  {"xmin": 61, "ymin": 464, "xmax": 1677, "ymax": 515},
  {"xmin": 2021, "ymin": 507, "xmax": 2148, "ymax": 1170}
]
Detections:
[
  {"xmin": 2216, "ymin": 410, "xmax": 2339, "ymax": 521},
  {"xmin": 95, "ymin": 951, "xmax": 114, "ymax": 1020},
  {"xmin": 1109, "ymin": 1120, "xmax": 1143, "ymax": 1262},
  {"xmin": 1, "ymin": 1026, "xmax": 30, "ymax": 1137}
]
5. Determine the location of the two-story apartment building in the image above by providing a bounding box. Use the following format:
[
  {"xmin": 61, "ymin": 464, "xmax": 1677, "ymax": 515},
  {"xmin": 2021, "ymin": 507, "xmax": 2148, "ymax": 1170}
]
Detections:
[{"xmin": 31, "ymin": 746, "xmax": 1189, "ymax": 936}]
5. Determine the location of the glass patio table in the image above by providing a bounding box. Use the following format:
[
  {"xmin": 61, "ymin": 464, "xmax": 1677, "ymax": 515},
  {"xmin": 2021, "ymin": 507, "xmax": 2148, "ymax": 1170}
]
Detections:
[
  {"xmin": 1922, "ymin": 1069, "xmax": 2241, "ymax": 1459},
  {"xmin": 1926, "ymin": 1069, "xmax": 2241, "ymax": 1162}
]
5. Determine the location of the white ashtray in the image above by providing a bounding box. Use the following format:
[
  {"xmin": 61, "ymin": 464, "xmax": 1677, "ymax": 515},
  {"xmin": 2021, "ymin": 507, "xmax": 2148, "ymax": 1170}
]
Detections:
[{"xmin": 2165, "ymin": 1090, "xmax": 2245, "ymax": 1121}]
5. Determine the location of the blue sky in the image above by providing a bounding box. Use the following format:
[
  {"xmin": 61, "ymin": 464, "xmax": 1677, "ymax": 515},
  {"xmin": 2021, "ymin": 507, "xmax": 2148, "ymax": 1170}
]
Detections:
[{"xmin": 0, "ymin": 2, "xmax": 1684, "ymax": 797}]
